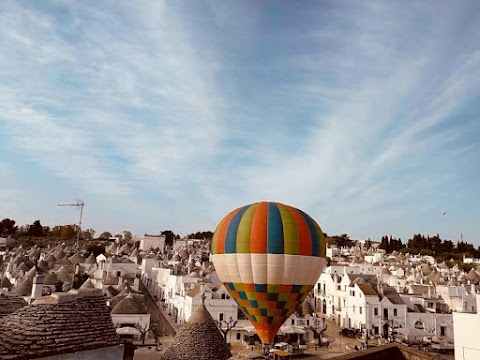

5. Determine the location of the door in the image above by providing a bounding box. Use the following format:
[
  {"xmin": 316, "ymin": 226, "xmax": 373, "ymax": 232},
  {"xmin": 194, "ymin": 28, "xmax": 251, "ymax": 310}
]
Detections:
[{"xmin": 383, "ymin": 323, "xmax": 389, "ymax": 339}]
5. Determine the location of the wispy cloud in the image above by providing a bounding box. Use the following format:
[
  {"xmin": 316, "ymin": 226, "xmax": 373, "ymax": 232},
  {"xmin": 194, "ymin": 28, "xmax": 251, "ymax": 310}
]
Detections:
[{"xmin": 0, "ymin": 1, "xmax": 479, "ymax": 240}]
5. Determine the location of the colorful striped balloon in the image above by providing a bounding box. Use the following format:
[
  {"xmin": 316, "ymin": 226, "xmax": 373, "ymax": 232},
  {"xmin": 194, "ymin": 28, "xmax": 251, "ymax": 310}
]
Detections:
[{"xmin": 211, "ymin": 202, "xmax": 326, "ymax": 344}]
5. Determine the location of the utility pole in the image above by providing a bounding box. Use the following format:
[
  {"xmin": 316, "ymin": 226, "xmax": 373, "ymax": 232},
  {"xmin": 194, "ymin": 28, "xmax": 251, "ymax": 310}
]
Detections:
[{"xmin": 58, "ymin": 200, "xmax": 85, "ymax": 248}]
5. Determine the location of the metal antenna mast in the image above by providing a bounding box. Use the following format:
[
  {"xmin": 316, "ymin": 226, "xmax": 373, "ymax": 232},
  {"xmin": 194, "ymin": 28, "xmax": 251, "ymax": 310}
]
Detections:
[{"xmin": 58, "ymin": 199, "xmax": 85, "ymax": 248}]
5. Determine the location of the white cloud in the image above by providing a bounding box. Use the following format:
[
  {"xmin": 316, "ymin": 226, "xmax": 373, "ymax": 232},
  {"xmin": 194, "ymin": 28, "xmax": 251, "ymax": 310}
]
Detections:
[{"xmin": 0, "ymin": 1, "xmax": 478, "ymax": 240}]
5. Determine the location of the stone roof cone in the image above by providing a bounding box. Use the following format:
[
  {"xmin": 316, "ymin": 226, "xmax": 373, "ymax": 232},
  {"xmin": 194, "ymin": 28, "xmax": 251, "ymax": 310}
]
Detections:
[
  {"xmin": 161, "ymin": 294, "xmax": 231, "ymax": 360},
  {"xmin": 0, "ymin": 289, "xmax": 120, "ymax": 359}
]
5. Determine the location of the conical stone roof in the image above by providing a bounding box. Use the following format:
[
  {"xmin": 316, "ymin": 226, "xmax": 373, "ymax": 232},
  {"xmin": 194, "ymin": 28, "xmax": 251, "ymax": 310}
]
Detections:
[
  {"xmin": 104, "ymin": 286, "xmax": 119, "ymax": 298},
  {"xmin": 0, "ymin": 277, "xmax": 13, "ymax": 290},
  {"xmin": 109, "ymin": 292, "xmax": 144, "ymax": 308},
  {"xmin": 0, "ymin": 289, "xmax": 120, "ymax": 359},
  {"xmin": 68, "ymin": 252, "xmax": 85, "ymax": 264},
  {"xmin": 84, "ymin": 253, "xmax": 97, "ymax": 265},
  {"xmin": 80, "ymin": 278, "xmax": 96, "ymax": 289},
  {"xmin": 160, "ymin": 300, "xmax": 231, "ymax": 360},
  {"xmin": 0, "ymin": 294, "xmax": 27, "ymax": 317},
  {"xmin": 129, "ymin": 248, "xmax": 140, "ymax": 258},
  {"xmin": 111, "ymin": 293, "xmax": 147, "ymax": 314},
  {"xmin": 55, "ymin": 257, "xmax": 72, "ymax": 266},
  {"xmin": 54, "ymin": 249, "xmax": 66, "ymax": 259},
  {"xmin": 11, "ymin": 277, "xmax": 33, "ymax": 296},
  {"xmin": 44, "ymin": 273, "xmax": 59, "ymax": 285},
  {"xmin": 15, "ymin": 262, "xmax": 31, "ymax": 272},
  {"xmin": 56, "ymin": 266, "xmax": 72, "ymax": 283},
  {"xmin": 467, "ymin": 269, "xmax": 480, "ymax": 283},
  {"xmin": 37, "ymin": 259, "xmax": 49, "ymax": 271}
]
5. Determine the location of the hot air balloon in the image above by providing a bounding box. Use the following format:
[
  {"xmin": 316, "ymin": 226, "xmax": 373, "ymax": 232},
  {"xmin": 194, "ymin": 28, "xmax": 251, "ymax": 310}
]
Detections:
[{"xmin": 211, "ymin": 202, "xmax": 326, "ymax": 344}]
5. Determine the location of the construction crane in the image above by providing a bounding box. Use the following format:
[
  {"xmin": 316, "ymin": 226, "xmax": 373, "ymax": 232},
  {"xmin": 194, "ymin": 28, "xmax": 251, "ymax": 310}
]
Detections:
[{"xmin": 58, "ymin": 200, "xmax": 85, "ymax": 248}]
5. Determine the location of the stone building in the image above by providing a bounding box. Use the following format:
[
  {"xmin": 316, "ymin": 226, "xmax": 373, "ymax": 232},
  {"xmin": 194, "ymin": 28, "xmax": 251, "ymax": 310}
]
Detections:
[
  {"xmin": 161, "ymin": 297, "xmax": 231, "ymax": 360},
  {"xmin": 0, "ymin": 293, "xmax": 27, "ymax": 318},
  {"xmin": 0, "ymin": 288, "xmax": 122, "ymax": 359}
]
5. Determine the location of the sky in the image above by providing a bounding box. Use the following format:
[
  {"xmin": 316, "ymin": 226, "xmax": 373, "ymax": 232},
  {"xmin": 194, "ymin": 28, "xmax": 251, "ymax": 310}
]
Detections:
[{"xmin": 0, "ymin": 1, "xmax": 479, "ymax": 243}]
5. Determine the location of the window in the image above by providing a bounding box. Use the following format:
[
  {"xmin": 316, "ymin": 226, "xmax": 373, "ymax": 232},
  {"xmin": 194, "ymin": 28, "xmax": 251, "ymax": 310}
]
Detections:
[
  {"xmin": 219, "ymin": 313, "xmax": 224, "ymax": 321},
  {"xmin": 221, "ymin": 293, "xmax": 226, "ymax": 299},
  {"xmin": 414, "ymin": 320, "xmax": 424, "ymax": 330},
  {"xmin": 353, "ymin": 305, "xmax": 355, "ymax": 313},
  {"xmin": 236, "ymin": 332, "xmax": 241, "ymax": 340},
  {"xmin": 394, "ymin": 308, "xmax": 397, "ymax": 316},
  {"xmin": 440, "ymin": 326, "xmax": 446, "ymax": 337},
  {"xmin": 374, "ymin": 308, "xmax": 378, "ymax": 316},
  {"xmin": 291, "ymin": 319, "xmax": 295, "ymax": 324},
  {"xmin": 359, "ymin": 307, "xmax": 362, "ymax": 314}
]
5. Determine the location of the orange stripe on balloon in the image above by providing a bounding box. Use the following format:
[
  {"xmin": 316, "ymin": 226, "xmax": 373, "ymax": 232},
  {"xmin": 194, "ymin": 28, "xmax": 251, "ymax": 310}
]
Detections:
[
  {"xmin": 255, "ymin": 323, "xmax": 283, "ymax": 344},
  {"xmin": 250, "ymin": 202, "xmax": 268, "ymax": 253},
  {"xmin": 286, "ymin": 205, "xmax": 312, "ymax": 256},
  {"xmin": 214, "ymin": 207, "xmax": 243, "ymax": 254}
]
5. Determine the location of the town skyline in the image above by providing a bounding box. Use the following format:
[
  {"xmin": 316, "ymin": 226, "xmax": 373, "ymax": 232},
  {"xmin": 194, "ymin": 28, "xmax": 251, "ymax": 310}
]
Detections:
[{"xmin": 1, "ymin": 1, "xmax": 479, "ymax": 243}]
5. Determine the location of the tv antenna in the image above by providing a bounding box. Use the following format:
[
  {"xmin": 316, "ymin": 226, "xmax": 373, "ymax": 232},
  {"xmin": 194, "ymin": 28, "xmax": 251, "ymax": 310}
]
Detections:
[{"xmin": 58, "ymin": 199, "xmax": 85, "ymax": 248}]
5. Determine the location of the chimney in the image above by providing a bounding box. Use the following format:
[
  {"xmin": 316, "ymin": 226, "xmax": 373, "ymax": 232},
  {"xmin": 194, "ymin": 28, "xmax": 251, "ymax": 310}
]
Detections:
[
  {"xmin": 32, "ymin": 275, "xmax": 45, "ymax": 298},
  {"xmin": 378, "ymin": 283, "xmax": 384, "ymax": 297}
]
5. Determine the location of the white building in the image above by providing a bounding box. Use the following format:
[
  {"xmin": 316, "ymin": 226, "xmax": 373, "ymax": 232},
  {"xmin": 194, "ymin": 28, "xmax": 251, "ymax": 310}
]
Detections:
[
  {"xmin": 137, "ymin": 235, "xmax": 166, "ymax": 251},
  {"xmin": 453, "ymin": 294, "xmax": 480, "ymax": 359}
]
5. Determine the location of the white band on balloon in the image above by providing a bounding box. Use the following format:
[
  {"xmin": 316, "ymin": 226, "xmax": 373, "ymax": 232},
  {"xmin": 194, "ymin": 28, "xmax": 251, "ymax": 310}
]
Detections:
[{"xmin": 212, "ymin": 253, "xmax": 325, "ymax": 286}]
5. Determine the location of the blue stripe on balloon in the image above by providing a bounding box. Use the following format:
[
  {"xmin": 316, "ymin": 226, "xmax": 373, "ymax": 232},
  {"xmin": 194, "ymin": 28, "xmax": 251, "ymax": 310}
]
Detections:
[
  {"xmin": 299, "ymin": 210, "xmax": 320, "ymax": 256},
  {"xmin": 267, "ymin": 203, "xmax": 284, "ymax": 254},
  {"xmin": 225, "ymin": 205, "xmax": 249, "ymax": 253}
]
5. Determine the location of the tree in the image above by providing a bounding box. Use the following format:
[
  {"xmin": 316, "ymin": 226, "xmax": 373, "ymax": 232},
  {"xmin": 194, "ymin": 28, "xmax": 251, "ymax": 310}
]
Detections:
[
  {"xmin": 49, "ymin": 225, "xmax": 62, "ymax": 237},
  {"xmin": 161, "ymin": 230, "xmax": 176, "ymax": 246},
  {"xmin": 364, "ymin": 239, "xmax": 372, "ymax": 249},
  {"xmin": 81, "ymin": 228, "xmax": 95, "ymax": 241},
  {"xmin": 60, "ymin": 225, "xmax": 76, "ymax": 239},
  {"xmin": 0, "ymin": 218, "xmax": 17, "ymax": 236},
  {"xmin": 215, "ymin": 317, "xmax": 237, "ymax": 341},
  {"xmin": 123, "ymin": 230, "xmax": 133, "ymax": 241},
  {"xmin": 86, "ymin": 244, "xmax": 105, "ymax": 257},
  {"xmin": 310, "ymin": 318, "xmax": 327, "ymax": 345},
  {"xmin": 27, "ymin": 220, "xmax": 45, "ymax": 237},
  {"xmin": 99, "ymin": 231, "xmax": 112, "ymax": 240},
  {"xmin": 134, "ymin": 321, "xmax": 158, "ymax": 345},
  {"xmin": 187, "ymin": 231, "xmax": 214, "ymax": 240}
]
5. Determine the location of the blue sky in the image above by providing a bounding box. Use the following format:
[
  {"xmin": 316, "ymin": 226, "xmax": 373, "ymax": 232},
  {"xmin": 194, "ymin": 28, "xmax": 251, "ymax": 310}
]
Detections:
[{"xmin": 1, "ymin": 1, "xmax": 479, "ymax": 242}]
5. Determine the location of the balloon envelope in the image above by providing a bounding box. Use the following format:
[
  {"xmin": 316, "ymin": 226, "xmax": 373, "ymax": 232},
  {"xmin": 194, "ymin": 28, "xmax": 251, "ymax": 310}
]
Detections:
[{"xmin": 211, "ymin": 202, "xmax": 326, "ymax": 344}]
